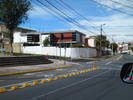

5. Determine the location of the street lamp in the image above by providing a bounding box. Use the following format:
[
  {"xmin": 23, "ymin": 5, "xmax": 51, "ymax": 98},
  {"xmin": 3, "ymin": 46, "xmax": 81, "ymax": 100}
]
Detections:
[{"xmin": 100, "ymin": 24, "xmax": 106, "ymax": 56}]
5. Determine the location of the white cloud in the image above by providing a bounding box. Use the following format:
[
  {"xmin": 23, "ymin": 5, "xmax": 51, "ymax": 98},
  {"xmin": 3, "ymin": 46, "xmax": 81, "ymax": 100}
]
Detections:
[
  {"xmin": 69, "ymin": 14, "xmax": 133, "ymax": 43},
  {"xmin": 29, "ymin": 4, "xmax": 51, "ymax": 18},
  {"xmin": 28, "ymin": 2, "xmax": 77, "ymax": 19},
  {"xmin": 95, "ymin": 0, "xmax": 133, "ymax": 12}
]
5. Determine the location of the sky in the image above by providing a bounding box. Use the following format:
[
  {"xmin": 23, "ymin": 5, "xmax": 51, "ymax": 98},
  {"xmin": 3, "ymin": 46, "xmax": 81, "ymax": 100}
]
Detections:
[{"xmin": 20, "ymin": 0, "xmax": 133, "ymax": 43}]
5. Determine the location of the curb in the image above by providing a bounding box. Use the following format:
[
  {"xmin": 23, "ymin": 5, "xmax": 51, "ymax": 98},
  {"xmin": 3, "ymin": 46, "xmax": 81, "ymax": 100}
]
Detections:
[
  {"xmin": 0, "ymin": 66, "xmax": 70, "ymax": 77},
  {"xmin": 0, "ymin": 67, "xmax": 100, "ymax": 93}
]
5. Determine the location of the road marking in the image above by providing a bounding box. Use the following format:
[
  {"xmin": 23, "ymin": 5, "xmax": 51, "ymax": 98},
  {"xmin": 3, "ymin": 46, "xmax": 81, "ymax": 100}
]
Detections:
[
  {"xmin": 100, "ymin": 68, "xmax": 121, "ymax": 70},
  {"xmin": 105, "ymin": 61, "xmax": 112, "ymax": 65},
  {"xmin": 86, "ymin": 62, "xmax": 94, "ymax": 64},
  {"xmin": 44, "ymin": 74, "xmax": 54, "ymax": 78},
  {"xmin": 56, "ymin": 69, "xmax": 66, "ymax": 71},
  {"xmin": 116, "ymin": 55, "xmax": 123, "ymax": 60},
  {"xmin": 31, "ymin": 69, "xmax": 111, "ymax": 100},
  {"xmin": 0, "ymin": 67, "xmax": 100, "ymax": 92}
]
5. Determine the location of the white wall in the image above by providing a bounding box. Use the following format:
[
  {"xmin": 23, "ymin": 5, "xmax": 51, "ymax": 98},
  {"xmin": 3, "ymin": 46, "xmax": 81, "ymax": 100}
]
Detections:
[
  {"xmin": 40, "ymin": 34, "xmax": 49, "ymax": 46},
  {"xmin": 88, "ymin": 38, "xmax": 95, "ymax": 47},
  {"xmin": 22, "ymin": 46, "xmax": 97, "ymax": 58},
  {"xmin": 14, "ymin": 32, "xmax": 27, "ymax": 43}
]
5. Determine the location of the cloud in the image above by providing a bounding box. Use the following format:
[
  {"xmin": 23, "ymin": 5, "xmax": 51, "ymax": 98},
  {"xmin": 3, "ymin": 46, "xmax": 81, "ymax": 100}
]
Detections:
[
  {"xmin": 69, "ymin": 14, "xmax": 133, "ymax": 43},
  {"xmin": 28, "ymin": 1, "xmax": 77, "ymax": 19},
  {"xmin": 29, "ymin": 5, "xmax": 51, "ymax": 18},
  {"xmin": 95, "ymin": 0, "xmax": 133, "ymax": 12}
]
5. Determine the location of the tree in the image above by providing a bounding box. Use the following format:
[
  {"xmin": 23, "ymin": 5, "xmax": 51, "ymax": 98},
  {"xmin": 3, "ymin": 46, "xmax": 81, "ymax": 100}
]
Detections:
[
  {"xmin": 43, "ymin": 36, "xmax": 50, "ymax": 46},
  {"xmin": 0, "ymin": 0, "xmax": 31, "ymax": 55},
  {"xmin": 95, "ymin": 35, "xmax": 110, "ymax": 56},
  {"xmin": 110, "ymin": 43, "xmax": 118, "ymax": 55}
]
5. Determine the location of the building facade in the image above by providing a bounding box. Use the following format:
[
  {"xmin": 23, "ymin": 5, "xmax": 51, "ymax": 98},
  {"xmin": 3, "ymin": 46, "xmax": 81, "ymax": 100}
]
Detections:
[
  {"xmin": 42, "ymin": 30, "xmax": 86, "ymax": 47},
  {"xmin": 19, "ymin": 30, "xmax": 86, "ymax": 47},
  {"xmin": 117, "ymin": 43, "xmax": 129, "ymax": 53},
  {"xmin": 85, "ymin": 36, "xmax": 96, "ymax": 48}
]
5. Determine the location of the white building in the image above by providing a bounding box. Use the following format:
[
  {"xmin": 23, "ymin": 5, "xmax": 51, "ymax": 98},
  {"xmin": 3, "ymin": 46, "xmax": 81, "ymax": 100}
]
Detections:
[
  {"xmin": 85, "ymin": 36, "xmax": 96, "ymax": 47},
  {"xmin": 117, "ymin": 43, "xmax": 129, "ymax": 53},
  {"xmin": 13, "ymin": 28, "xmax": 97, "ymax": 58}
]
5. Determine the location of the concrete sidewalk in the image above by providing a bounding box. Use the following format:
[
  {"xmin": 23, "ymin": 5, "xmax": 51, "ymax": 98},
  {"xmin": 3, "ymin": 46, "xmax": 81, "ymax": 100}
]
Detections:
[
  {"xmin": 0, "ymin": 55, "xmax": 120, "ymax": 75},
  {"xmin": 0, "ymin": 59, "xmax": 76, "ymax": 75}
]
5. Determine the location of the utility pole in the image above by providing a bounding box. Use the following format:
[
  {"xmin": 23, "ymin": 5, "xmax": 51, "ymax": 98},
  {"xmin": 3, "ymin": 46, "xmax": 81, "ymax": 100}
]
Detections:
[
  {"xmin": 100, "ymin": 25, "xmax": 102, "ymax": 56},
  {"xmin": 100, "ymin": 24, "xmax": 105, "ymax": 56}
]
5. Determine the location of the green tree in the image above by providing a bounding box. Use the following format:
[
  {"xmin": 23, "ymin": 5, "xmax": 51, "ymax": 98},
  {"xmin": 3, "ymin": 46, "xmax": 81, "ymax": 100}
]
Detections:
[
  {"xmin": 43, "ymin": 36, "xmax": 50, "ymax": 46},
  {"xmin": 95, "ymin": 35, "xmax": 110, "ymax": 56},
  {"xmin": 110, "ymin": 43, "xmax": 118, "ymax": 55},
  {"xmin": 0, "ymin": 0, "xmax": 31, "ymax": 55}
]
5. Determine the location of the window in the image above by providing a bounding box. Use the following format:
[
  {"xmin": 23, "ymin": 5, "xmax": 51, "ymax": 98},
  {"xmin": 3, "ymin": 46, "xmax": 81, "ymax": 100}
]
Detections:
[{"xmin": 27, "ymin": 35, "xmax": 39, "ymax": 42}]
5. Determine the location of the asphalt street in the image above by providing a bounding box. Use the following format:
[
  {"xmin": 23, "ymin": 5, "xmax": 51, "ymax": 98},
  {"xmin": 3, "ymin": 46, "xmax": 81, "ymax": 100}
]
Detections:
[{"xmin": 0, "ymin": 54, "xmax": 133, "ymax": 100}]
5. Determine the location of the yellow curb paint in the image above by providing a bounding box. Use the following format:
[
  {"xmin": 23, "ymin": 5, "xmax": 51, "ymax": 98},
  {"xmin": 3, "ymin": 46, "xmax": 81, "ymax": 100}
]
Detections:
[
  {"xmin": 41, "ymin": 80, "xmax": 47, "ymax": 83},
  {"xmin": 22, "ymin": 83, "xmax": 31, "ymax": 87},
  {"xmin": 0, "ymin": 66, "xmax": 70, "ymax": 76},
  {"xmin": 68, "ymin": 74, "xmax": 72, "ymax": 77},
  {"xmin": 10, "ymin": 86, "xmax": 20, "ymax": 90},
  {"xmin": 64, "ymin": 75, "xmax": 68, "ymax": 78},
  {"xmin": 47, "ymin": 78, "xmax": 53, "ymax": 82},
  {"xmin": 59, "ymin": 76, "xmax": 64, "ymax": 79},
  {"xmin": 53, "ymin": 77, "xmax": 58, "ymax": 80},
  {"xmin": 32, "ymin": 81, "xmax": 39, "ymax": 85},
  {"xmin": 72, "ymin": 73, "xmax": 76, "ymax": 76},
  {"xmin": 0, "ymin": 67, "xmax": 100, "ymax": 94},
  {"xmin": 76, "ymin": 72, "xmax": 79, "ymax": 75},
  {"xmin": 0, "ymin": 88, "xmax": 7, "ymax": 93}
]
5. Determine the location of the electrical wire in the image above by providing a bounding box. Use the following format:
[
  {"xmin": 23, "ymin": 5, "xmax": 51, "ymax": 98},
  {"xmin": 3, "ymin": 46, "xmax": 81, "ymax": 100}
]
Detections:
[
  {"xmin": 37, "ymin": 0, "xmax": 98, "ymax": 35},
  {"xmin": 90, "ymin": 0, "xmax": 133, "ymax": 17},
  {"xmin": 110, "ymin": 0, "xmax": 133, "ymax": 10},
  {"xmin": 55, "ymin": 0, "xmax": 100, "ymax": 32}
]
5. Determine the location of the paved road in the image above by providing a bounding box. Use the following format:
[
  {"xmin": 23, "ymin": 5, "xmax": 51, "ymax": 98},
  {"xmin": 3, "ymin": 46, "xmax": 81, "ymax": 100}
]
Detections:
[{"xmin": 0, "ymin": 54, "xmax": 133, "ymax": 100}]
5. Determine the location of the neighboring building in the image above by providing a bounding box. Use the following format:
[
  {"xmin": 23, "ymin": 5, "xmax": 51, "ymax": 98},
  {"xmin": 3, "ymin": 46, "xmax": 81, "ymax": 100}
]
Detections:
[
  {"xmin": 0, "ymin": 25, "xmax": 98, "ymax": 58},
  {"xmin": 0, "ymin": 24, "xmax": 36, "ymax": 44},
  {"xmin": 19, "ymin": 30, "xmax": 86, "ymax": 47},
  {"xmin": 127, "ymin": 42, "xmax": 133, "ymax": 55},
  {"xmin": 85, "ymin": 36, "xmax": 96, "ymax": 48},
  {"xmin": 42, "ymin": 30, "xmax": 86, "ymax": 47},
  {"xmin": 0, "ymin": 24, "xmax": 37, "ymax": 52},
  {"xmin": 117, "ymin": 43, "xmax": 129, "ymax": 53},
  {"xmin": 0, "ymin": 24, "xmax": 9, "ymax": 44}
]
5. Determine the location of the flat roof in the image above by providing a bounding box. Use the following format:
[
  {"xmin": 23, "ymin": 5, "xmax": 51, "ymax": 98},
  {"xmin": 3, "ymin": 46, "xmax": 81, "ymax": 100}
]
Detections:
[
  {"xmin": 20, "ymin": 30, "xmax": 86, "ymax": 36},
  {"xmin": 0, "ymin": 24, "xmax": 37, "ymax": 33},
  {"xmin": 20, "ymin": 32, "xmax": 41, "ymax": 36},
  {"xmin": 41, "ymin": 30, "xmax": 86, "ymax": 35}
]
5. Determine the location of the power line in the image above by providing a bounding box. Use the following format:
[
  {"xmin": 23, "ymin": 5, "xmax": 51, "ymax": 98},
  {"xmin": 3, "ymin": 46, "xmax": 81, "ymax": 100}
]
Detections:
[
  {"xmin": 90, "ymin": 0, "xmax": 133, "ymax": 17},
  {"xmin": 111, "ymin": 35, "xmax": 133, "ymax": 36},
  {"xmin": 37, "ymin": 0, "xmax": 98, "ymax": 35},
  {"xmin": 36, "ymin": 0, "xmax": 83, "ymax": 28},
  {"xmin": 126, "ymin": 0, "xmax": 133, "ymax": 3},
  {"xmin": 55, "ymin": 0, "xmax": 100, "ymax": 32},
  {"xmin": 31, "ymin": 0, "xmax": 71, "ymax": 28},
  {"xmin": 110, "ymin": 0, "xmax": 133, "ymax": 10}
]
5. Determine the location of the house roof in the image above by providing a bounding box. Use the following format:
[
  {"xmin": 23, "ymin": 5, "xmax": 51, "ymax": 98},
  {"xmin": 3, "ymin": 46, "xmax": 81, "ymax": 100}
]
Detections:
[
  {"xmin": 85, "ymin": 36, "xmax": 96, "ymax": 40},
  {"xmin": 0, "ymin": 24, "xmax": 36, "ymax": 33},
  {"xmin": 41, "ymin": 30, "xmax": 86, "ymax": 35}
]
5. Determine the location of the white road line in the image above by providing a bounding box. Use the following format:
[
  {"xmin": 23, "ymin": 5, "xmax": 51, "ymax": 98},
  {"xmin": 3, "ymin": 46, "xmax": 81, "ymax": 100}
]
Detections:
[
  {"xmin": 105, "ymin": 61, "xmax": 112, "ymax": 65},
  {"xmin": 116, "ymin": 55, "xmax": 123, "ymax": 60},
  {"xmin": 0, "ymin": 68, "xmax": 98, "ymax": 89},
  {"xmin": 31, "ymin": 69, "xmax": 111, "ymax": 100},
  {"xmin": 100, "ymin": 68, "xmax": 121, "ymax": 70}
]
